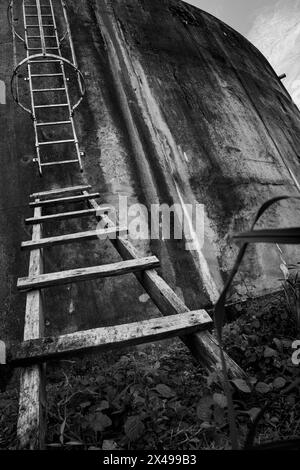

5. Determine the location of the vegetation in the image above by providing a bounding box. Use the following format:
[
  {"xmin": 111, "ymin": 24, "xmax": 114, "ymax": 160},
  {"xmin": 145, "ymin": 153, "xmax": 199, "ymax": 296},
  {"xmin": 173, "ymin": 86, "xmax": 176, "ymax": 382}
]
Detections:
[{"xmin": 0, "ymin": 286, "xmax": 299, "ymax": 450}]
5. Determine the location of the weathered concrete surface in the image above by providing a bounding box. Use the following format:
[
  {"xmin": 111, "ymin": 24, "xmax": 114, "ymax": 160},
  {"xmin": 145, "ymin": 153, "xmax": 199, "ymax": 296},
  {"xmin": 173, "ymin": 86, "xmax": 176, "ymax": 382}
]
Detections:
[{"xmin": 0, "ymin": 0, "xmax": 299, "ymax": 342}]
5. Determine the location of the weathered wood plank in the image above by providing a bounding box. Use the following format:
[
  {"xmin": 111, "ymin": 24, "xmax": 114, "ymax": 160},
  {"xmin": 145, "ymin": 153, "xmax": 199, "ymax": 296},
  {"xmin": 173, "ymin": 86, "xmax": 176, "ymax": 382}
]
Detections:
[
  {"xmin": 30, "ymin": 184, "xmax": 91, "ymax": 199},
  {"xmin": 86, "ymin": 193, "xmax": 245, "ymax": 378},
  {"xmin": 29, "ymin": 192, "xmax": 100, "ymax": 208},
  {"xmin": 9, "ymin": 310, "xmax": 212, "ymax": 366},
  {"xmin": 21, "ymin": 226, "xmax": 128, "ymax": 250},
  {"xmin": 17, "ymin": 203, "xmax": 46, "ymax": 450},
  {"xmin": 25, "ymin": 207, "xmax": 111, "ymax": 225},
  {"xmin": 17, "ymin": 256, "xmax": 160, "ymax": 291}
]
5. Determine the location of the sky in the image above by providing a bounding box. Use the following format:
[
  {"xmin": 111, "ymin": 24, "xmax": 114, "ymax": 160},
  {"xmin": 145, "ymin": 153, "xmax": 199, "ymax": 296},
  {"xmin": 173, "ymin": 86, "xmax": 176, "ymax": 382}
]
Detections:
[{"xmin": 183, "ymin": 0, "xmax": 300, "ymax": 107}]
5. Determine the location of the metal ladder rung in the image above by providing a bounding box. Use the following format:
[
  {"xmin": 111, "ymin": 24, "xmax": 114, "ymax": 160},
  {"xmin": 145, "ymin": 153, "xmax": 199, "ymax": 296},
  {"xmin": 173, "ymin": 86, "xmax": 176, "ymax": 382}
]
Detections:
[
  {"xmin": 38, "ymin": 139, "xmax": 75, "ymax": 146},
  {"xmin": 27, "ymin": 35, "xmax": 56, "ymax": 38},
  {"xmin": 34, "ymin": 103, "xmax": 68, "ymax": 108},
  {"xmin": 32, "ymin": 88, "xmax": 66, "ymax": 92},
  {"xmin": 31, "ymin": 73, "xmax": 63, "ymax": 77},
  {"xmin": 28, "ymin": 47, "xmax": 59, "ymax": 50},
  {"xmin": 40, "ymin": 160, "xmax": 80, "ymax": 167},
  {"xmin": 36, "ymin": 120, "xmax": 71, "ymax": 126},
  {"xmin": 25, "ymin": 14, "xmax": 53, "ymax": 17},
  {"xmin": 26, "ymin": 24, "xmax": 55, "ymax": 27}
]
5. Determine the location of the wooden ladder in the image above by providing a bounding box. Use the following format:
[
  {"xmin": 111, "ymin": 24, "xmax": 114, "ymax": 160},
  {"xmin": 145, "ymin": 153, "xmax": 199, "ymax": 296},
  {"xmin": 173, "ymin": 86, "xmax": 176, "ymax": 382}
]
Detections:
[{"xmin": 0, "ymin": 184, "xmax": 245, "ymax": 449}]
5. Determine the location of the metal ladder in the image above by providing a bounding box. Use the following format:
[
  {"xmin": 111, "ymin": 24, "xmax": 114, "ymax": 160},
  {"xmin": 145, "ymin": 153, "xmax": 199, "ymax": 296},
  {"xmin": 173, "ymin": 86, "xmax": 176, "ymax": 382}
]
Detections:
[{"xmin": 10, "ymin": 0, "xmax": 86, "ymax": 175}]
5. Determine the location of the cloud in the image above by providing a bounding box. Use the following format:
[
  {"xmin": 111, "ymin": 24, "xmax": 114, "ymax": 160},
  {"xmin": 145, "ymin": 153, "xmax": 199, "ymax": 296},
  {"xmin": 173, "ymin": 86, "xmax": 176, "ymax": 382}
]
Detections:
[{"xmin": 247, "ymin": 0, "xmax": 300, "ymax": 108}]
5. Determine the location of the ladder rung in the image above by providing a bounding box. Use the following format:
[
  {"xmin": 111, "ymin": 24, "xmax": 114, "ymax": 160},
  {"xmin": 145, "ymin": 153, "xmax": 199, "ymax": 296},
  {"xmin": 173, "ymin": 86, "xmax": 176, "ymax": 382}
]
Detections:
[
  {"xmin": 25, "ymin": 14, "xmax": 53, "ymax": 16},
  {"xmin": 40, "ymin": 160, "xmax": 79, "ymax": 167},
  {"xmin": 26, "ymin": 24, "xmax": 54, "ymax": 27},
  {"xmin": 36, "ymin": 120, "xmax": 71, "ymax": 126},
  {"xmin": 27, "ymin": 36, "xmax": 56, "ymax": 38},
  {"xmin": 38, "ymin": 139, "xmax": 74, "ymax": 146},
  {"xmin": 29, "ymin": 59, "xmax": 61, "ymax": 63},
  {"xmin": 28, "ymin": 47, "xmax": 59, "ymax": 50},
  {"xmin": 33, "ymin": 88, "xmax": 65, "ymax": 92},
  {"xmin": 30, "ymin": 184, "xmax": 92, "ymax": 199},
  {"xmin": 17, "ymin": 256, "xmax": 160, "ymax": 291},
  {"xmin": 34, "ymin": 104, "xmax": 68, "ymax": 108},
  {"xmin": 31, "ymin": 73, "xmax": 63, "ymax": 77},
  {"xmin": 25, "ymin": 207, "xmax": 110, "ymax": 224},
  {"xmin": 7, "ymin": 311, "xmax": 212, "ymax": 366},
  {"xmin": 29, "ymin": 193, "xmax": 100, "ymax": 207},
  {"xmin": 21, "ymin": 226, "xmax": 128, "ymax": 250}
]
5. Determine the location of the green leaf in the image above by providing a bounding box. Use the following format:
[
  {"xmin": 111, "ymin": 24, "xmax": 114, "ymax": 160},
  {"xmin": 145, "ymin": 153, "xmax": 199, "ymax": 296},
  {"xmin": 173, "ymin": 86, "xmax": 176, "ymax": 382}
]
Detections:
[
  {"xmin": 124, "ymin": 416, "xmax": 145, "ymax": 442},
  {"xmin": 155, "ymin": 384, "xmax": 176, "ymax": 399},
  {"xmin": 232, "ymin": 379, "xmax": 251, "ymax": 393}
]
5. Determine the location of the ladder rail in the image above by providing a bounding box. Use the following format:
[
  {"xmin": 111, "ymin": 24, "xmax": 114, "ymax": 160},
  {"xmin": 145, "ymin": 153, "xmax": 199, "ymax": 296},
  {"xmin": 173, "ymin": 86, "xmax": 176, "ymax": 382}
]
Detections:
[
  {"xmin": 35, "ymin": 0, "xmax": 46, "ymax": 55},
  {"xmin": 17, "ymin": 200, "xmax": 46, "ymax": 449},
  {"xmin": 49, "ymin": 0, "xmax": 83, "ymax": 171},
  {"xmin": 60, "ymin": 0, "xmax": 84, "ymax": 96},
  {"xmin": 23, "ymin": 0, "xmax": 43, "ymax": 175}
]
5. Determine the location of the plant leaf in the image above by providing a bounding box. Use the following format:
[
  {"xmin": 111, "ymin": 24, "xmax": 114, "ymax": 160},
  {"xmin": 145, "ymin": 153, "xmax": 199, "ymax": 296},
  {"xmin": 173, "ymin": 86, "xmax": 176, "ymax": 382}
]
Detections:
[
  {"xmin": 273, "ymin": 377, "xmax": 286, "ymax": 389},
  {"xmin": 155, "ymin": 384, "xmax": 176, "ymax": 399},
  {"xmin": 197, "ymin": 396, "xmax": 214, "ymax": 421},
  {"xmin": 87, "ymin": 412, "xmax": 112, "ymax": 432},
  {"xmin": 255, "ymin": 382, "xmax": 271, "ymax": 394},
  {"xmin": 102, "ymin": 440, "xmax": 118, "ymax": 450},
  {"xmin": 264, "ymin": 346, "xmax": 277, "ymax": 358},
  {"xmin": 124, "ymin": 416, "xmax": 145, "ymax": 442},
  {"xmin": 232, "ymin": 379, "xmax": 251, "ymax": 393},
  {"xmin": 213, "ymin": 392, "xmax": 228, "ymax": 409}
]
